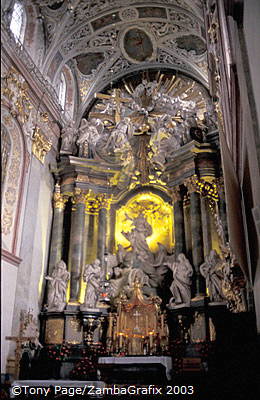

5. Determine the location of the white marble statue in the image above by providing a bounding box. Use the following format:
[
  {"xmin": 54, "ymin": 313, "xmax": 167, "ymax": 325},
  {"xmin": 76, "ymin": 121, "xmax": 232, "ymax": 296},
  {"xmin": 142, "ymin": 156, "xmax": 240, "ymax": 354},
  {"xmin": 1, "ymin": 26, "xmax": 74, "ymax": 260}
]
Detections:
[
  {"xmin": 109, "ymin": 264, "xmax": 131, "ymax": 300},
  {"xmin": 45, "ymin": 260, "xmax": 70, "ymax": 312},
  {"xmin": 61, "ymin": 121, "xmax": 76, "ymax": 153},
  {"xmin": 104, "ymin": 120, "xmax": 130, "ymax": 153},
  {"xmin": 168, "ymin": 253, "xmax": 193, "ymax": 306},
  {"xmin": 122, "ymin": 213, "xmax": 153, "ymax": 265},
  {"xmin": 81, "ymin": 259, "xmax": 102, "ymax": 309},
  {"xmin": 77, "ymin": 118, "xmax": 103, "ymax": 157},
  {"xmin": 200, "ymin": 249, "xmax": 225, "ymax": 302},
  {"xmin": 77, "ymin": 118, "xmax": 91, "ymax": 157}
]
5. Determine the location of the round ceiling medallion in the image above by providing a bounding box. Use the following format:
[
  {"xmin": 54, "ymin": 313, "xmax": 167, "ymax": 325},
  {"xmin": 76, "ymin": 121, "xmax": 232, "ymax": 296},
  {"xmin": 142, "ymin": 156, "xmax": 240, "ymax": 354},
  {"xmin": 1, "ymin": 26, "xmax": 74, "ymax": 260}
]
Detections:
[
  {"xmin": 120, "ymin": 27, "xmax": 156, "ymax": 63},
  {"xmin": 119, "ymin": 7, "xmax": 138, "ymax": 21}
]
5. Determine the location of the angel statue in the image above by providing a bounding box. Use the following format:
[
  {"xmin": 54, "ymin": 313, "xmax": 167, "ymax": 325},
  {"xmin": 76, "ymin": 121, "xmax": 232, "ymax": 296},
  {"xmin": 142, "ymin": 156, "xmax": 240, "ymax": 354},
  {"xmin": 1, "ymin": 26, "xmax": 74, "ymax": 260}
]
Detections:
[
  {"xmin": 45, "ymin": 260, "xmax": 70, "ymax": 312},
  {"xmin": 168, "ymin": 253, "xmax": 193, "ymax": 307},
  {"xmin": 200, "ymin": 249, "xmax": 225, "ymax": 302},
  {"xmin": 81, "ymin": 259, "xmax": 102, "ymax": 310}
]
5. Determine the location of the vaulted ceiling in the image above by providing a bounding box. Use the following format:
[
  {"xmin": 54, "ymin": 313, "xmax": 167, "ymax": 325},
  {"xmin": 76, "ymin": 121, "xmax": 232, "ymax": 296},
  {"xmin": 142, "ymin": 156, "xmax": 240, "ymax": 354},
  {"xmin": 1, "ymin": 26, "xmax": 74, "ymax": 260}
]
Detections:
[{"xmin": 32, "ymin": 0, "xmax": 208, "ymax": 121}]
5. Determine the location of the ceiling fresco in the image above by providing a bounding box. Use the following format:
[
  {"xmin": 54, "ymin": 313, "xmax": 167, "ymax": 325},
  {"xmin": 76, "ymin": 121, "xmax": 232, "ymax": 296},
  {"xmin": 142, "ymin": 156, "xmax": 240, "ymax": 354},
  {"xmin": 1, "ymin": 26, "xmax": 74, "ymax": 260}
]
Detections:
[{"xmin": 30, "ymin": 0, "xmax": 208, "ymax": 122}]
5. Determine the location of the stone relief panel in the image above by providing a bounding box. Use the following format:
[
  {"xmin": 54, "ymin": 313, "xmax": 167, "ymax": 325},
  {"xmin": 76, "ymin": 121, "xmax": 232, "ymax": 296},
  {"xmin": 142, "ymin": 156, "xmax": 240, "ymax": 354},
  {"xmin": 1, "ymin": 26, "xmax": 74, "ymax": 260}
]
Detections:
[{"xmin": 1, "ymin": 108, "xmax": 25, "ymax": 251}]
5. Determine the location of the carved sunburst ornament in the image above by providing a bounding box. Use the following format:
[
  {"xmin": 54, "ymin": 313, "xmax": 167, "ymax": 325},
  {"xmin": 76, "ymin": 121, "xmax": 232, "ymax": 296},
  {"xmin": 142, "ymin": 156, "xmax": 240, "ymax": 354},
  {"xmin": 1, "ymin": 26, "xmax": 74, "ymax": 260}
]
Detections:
[{"xmin": 82, "ymin": 71, "xmax": 214, "ymax": 186}]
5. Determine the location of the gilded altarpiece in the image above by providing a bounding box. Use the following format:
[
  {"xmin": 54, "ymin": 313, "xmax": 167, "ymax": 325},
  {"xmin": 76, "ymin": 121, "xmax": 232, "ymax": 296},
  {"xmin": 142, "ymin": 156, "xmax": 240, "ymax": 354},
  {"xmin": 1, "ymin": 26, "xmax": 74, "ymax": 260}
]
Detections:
[{"xmin": 37, "ymin": 71, "xmax": 247, "ymax": 382}]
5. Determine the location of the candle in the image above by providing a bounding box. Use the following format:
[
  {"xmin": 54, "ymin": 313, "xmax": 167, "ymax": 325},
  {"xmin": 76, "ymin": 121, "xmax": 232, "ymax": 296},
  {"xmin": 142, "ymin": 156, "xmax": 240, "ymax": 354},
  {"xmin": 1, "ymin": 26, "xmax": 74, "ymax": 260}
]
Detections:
[
  {"xmin": 149, "ymin": 332, "xmax": 153, "ymax": 351},
  {"xmin": 119, "ymin": 334, "xmax": 123, "ymax": 349},
  {"xmin": 113, "ymin": 317, "xmax": 117, "ymax": 341},
  {"xmin": 108, "ymin": 314, "xmax": 113, "ymax": 337}
]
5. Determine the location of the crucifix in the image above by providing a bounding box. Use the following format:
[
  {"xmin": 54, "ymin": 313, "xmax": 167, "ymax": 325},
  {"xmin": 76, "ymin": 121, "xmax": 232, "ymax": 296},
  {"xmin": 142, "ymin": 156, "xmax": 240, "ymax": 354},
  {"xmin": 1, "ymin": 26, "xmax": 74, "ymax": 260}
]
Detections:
[
  {"xmin": 93, "ymin": 88, "xmax": 132, "ymax": 124},
  {"xmin": 133, "ymin": 308, "xmax": 142, "ymax": 334}
]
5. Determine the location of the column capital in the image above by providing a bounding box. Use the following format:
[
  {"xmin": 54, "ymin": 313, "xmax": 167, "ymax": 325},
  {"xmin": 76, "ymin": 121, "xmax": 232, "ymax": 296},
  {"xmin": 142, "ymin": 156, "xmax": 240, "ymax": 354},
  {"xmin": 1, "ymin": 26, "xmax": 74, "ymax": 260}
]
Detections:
[
  {"xmin": 53, "ymin": 184, "xmax": 67, "ymax": 209},
  {"xmin": 213, "ymin": 177, "xmax": 225, "ymax": 199},
  {"xmin": 184, "ymin": 175, "xmax": 199, "ymax": 195},
  {"xmin": 97, "ymin": 193, "xmax": 112, "ymax": 210},
  {"xmin": 169, "ymin": 186, "xmax": 182, "ymax": 203},
  {"xmin": 72, "ymin": 188, "xmax": 89, "ymax": 205},
  {"xmin": 85, "ymin": 197, "xmax": 100, "ymax": 214}
]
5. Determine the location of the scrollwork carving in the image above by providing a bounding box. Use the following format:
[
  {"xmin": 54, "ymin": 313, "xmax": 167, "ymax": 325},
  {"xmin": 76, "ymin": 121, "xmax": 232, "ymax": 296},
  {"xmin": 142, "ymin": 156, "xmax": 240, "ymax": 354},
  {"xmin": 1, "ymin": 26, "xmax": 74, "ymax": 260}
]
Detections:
[
  {"xmin": 1, "ymin": 111, "xmax": 22, "ymax": 237},
  {"xmin": 32, "ymin": 127, "xmax": 52, "ymax": 164},
  {"xmin": 1, "ymin": 67, "xmax": 32, "ymax": 124},
  {"xmin": 168, "ymin": 10, "xmax": 200, "ymax": 33}
]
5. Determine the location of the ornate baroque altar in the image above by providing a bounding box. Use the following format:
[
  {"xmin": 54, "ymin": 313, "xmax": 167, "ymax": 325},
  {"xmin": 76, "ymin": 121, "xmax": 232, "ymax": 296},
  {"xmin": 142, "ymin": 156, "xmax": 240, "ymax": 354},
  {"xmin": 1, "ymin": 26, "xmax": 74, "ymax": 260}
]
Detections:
[{"xmin": 33, "ymin": 71, "xmax": 247, "ymax": 381}]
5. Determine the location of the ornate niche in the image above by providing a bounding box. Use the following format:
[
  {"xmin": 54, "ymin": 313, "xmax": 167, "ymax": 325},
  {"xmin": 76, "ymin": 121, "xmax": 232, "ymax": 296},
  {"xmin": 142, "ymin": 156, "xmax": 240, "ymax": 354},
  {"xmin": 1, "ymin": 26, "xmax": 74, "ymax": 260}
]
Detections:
[{"xmin": 115, "ymin": 191, "xmax": 173, "ymax": 253}]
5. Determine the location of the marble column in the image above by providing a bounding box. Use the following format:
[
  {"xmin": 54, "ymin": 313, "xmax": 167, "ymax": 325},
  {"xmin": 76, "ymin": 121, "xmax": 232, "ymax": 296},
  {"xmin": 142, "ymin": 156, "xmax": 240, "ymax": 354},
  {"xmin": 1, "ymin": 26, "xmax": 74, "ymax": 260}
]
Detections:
[
  {"xmin": 108, "ymin": 206, "xmax": 116, "ymax": 253},
  {"xmin": 85, "ymin": 197, "xmax": 99, "ymax": 263},
  {"xmin": 183, "ymin": 195, "xmax": 192, "ymax": 260},
  {"xmin": 97, "ymin": 195, "xmax": 110, "ymax": 269},
  {"xmin": 184, "ymin": 176, "xmax": 205, "ymax": 297},
  {"xmin": 68, "ymin": 189, "xmax": 87, "ymax": 302},
  {"xmin": 48, "ymin": 184, "xmax": 67, "ymax": 273},
  {"xmin": 171, "ymin": 186, "xmax": 185, "ymax": 256},
  {"xmin": 201, "ymin": 196, "xmax": 212, "ymax": 257}
]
